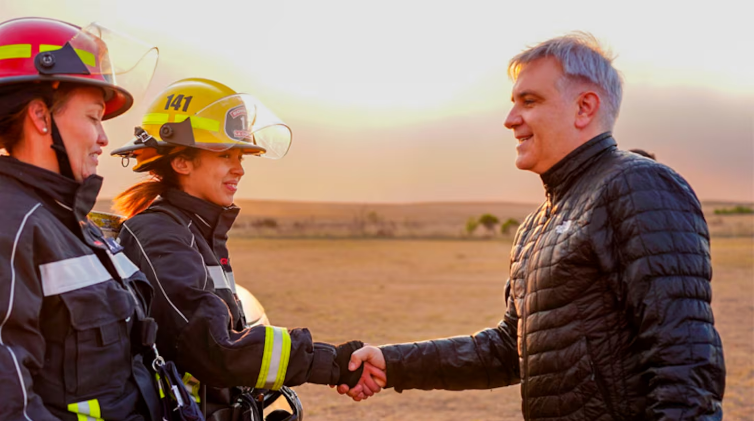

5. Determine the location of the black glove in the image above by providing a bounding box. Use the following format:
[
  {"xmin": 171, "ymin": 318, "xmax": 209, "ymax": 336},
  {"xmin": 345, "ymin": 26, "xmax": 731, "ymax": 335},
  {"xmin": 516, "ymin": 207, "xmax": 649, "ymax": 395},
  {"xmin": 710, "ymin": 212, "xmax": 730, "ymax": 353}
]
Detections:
[{"xmin": 335, "ymin": 340, "xmax": 364, "ymax": 387}]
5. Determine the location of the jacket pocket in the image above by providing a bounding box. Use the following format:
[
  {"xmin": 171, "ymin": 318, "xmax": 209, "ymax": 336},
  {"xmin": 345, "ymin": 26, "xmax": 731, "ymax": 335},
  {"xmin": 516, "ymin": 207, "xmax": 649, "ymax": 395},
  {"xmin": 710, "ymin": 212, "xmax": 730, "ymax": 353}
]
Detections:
[
  {"xmin": 585, "ymin": 347, "xmax": 623, "ymax": 421},
  {"xmin": 59, "ymin": 280, "xmax": 135, "ymax": 396}
]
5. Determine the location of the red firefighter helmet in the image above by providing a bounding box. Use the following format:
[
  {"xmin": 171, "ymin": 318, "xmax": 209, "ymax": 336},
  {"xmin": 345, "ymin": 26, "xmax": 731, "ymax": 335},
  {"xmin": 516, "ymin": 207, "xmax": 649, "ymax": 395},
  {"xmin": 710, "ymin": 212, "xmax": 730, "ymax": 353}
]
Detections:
[{"xmin": 0, "ymin": 17, "xmax": 158, "ymax": 119}]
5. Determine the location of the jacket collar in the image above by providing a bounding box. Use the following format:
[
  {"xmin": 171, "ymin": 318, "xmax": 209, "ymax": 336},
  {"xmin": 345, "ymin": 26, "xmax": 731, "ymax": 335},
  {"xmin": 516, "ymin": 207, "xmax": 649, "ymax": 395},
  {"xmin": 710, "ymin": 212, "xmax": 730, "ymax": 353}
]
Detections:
[
  {"xmin": 0, "ymin": 156, "xmax": 102, "ymax": 221},
  {"xmin": 161, "ymin": 188, "xmax": 239, "ymax": 246},
  {"xmin": 540, "ymin": 132, "xmax": 616, "ymax": 202}
]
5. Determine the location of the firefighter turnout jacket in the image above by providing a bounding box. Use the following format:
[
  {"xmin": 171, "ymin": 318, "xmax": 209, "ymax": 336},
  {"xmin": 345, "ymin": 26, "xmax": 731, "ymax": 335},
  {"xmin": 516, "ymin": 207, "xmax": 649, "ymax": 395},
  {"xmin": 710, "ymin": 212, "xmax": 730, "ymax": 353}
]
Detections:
[
  {"xmin": 117, "ymin": 188, "xmax": 343, "ymax": 413},
  {"xmin": 0, "ymin": 157, "xmax": 158, "ymax": 421}
]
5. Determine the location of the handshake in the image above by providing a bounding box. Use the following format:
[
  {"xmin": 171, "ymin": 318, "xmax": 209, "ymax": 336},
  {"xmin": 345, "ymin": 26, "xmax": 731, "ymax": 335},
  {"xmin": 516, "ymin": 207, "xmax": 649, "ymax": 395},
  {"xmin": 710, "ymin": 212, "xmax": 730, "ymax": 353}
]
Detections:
[{"xmin": 332, "ymin": 345, "xmax": 387, "ymax": 401}]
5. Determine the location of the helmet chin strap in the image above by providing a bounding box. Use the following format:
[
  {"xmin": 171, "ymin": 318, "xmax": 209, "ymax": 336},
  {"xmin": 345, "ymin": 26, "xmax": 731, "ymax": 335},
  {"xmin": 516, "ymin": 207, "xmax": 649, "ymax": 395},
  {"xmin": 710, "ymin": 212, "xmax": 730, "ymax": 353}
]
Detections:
[{"xmin": 49, "ymin": 117, "xmax": 75, "ymax": 180}]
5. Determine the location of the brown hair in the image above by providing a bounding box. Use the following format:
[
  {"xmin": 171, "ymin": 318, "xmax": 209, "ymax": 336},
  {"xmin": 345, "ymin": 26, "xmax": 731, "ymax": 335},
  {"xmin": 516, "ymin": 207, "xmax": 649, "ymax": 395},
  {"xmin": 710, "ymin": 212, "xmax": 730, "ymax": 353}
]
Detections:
[
  {"xmin": 113, "ymin": 149, "xmax": 202, "ymax": 218},
  {"xmin": 0, "ymin": 83, "xmax": 83, "ymax": 153}
]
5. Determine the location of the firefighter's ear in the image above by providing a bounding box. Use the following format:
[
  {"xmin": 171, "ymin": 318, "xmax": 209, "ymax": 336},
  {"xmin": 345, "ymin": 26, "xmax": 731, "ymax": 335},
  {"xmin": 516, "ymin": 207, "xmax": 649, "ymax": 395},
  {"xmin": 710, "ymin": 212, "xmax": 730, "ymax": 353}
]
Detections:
[
  {"xmin": 27, "ymin": 99, "xmax": 51, "ymax": 135},
  {"xmin": 171, "ymin": 154, "xmax": 193, "ymax": 175}
]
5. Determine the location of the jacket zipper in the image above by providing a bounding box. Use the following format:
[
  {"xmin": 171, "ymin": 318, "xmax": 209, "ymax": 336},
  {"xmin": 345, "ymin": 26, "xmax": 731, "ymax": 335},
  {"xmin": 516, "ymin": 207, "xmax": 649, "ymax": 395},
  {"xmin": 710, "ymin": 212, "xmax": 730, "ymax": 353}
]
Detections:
[{"xmin": 522, "ymin": 192, "xmax": 553, "ymax": 420}]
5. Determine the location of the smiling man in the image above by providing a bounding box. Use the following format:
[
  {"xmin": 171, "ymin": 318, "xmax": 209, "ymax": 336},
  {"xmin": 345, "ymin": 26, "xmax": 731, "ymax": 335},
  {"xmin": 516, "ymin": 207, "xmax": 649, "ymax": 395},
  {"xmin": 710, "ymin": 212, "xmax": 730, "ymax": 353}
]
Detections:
[{"xmin": 340, "ymin": 32, "xmax": 726, "ymax": 421}]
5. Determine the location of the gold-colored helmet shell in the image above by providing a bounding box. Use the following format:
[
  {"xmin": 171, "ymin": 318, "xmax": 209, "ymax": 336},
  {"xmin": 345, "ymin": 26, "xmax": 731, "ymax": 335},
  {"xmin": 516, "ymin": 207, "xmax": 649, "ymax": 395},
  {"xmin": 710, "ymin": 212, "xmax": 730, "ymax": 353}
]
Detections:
[{"xmin": 112, "ymin": 78, "xmax": 292, "ymax": 172}]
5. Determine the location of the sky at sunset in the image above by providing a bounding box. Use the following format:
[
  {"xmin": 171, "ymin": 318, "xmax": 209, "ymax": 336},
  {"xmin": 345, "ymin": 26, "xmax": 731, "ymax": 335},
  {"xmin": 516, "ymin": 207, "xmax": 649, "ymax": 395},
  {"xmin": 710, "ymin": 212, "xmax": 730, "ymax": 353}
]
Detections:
[{"xmin": 2, "ymin": 0, "xmax": 752, "ymax": 204}]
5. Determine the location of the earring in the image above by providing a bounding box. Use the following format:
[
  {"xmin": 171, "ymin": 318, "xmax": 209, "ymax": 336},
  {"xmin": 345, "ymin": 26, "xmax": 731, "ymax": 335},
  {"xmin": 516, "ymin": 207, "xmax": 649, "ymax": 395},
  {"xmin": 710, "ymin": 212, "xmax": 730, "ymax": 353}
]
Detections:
[{"xmin": 42, "ymin": 127, "xmax": 48, "ymax": 133}]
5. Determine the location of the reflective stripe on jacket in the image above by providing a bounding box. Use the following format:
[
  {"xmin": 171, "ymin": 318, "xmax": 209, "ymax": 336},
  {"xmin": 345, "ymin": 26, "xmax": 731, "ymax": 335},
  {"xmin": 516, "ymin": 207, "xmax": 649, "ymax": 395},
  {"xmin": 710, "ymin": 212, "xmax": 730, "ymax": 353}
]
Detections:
[
  {"xmin": 0, "ymin": 156, "xmax": 154, "ymax": 421},
  {"xmin": 118, "ymin": 188, "xmax": 340, "ymax": 412}
]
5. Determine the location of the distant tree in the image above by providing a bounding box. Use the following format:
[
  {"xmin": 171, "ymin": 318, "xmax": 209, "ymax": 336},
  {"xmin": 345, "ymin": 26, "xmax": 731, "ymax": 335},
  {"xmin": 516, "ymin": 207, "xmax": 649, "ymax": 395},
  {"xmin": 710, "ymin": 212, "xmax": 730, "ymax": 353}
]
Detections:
[
  {"xmin": 251, "ymin": 218, "xmax": 278, "ymax": 229},
  {"xmin": 465, "ymin": 217, "xmax": 480, "ymax": 237},
  {"xmin": 500, "ymin": 218, "xmax": 520, "ymax": 235},
  {"xmin": 714, "ymin": 205, "xmax": 754, "ymax": 215},
  {"xmin": 478, "ymin": 214, "xmax": 500, "ymax": 236}
]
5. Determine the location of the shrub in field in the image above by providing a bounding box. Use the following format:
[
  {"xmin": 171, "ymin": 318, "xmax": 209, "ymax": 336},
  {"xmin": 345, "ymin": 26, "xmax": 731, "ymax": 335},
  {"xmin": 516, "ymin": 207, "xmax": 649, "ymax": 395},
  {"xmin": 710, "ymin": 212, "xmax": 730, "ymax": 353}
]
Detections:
[
  {"xmin": 714, "ymin": 206, "xmax": 754, "ymax": 215},
  {"xmin": 500, "ymin": 218, "xmax": 520, "ymax": 235},
  {"xmin": 251, "ymin": 218, "xmax": 279, "ymax": 229},
  {"xmin": 465, "ymin": 217, "xmax": 479, "ymax": 237},
  {"xmin": 478, "ymin": 214, "xmax": 500, "ymax": 236}
]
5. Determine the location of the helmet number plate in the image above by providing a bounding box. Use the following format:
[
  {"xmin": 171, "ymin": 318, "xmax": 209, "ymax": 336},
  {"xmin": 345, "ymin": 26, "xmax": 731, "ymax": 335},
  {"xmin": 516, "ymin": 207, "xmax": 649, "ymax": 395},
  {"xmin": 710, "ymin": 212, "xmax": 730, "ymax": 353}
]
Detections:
[{"xmin": 164, "ymin": 94, "xmax": 193, "ymax": 112}]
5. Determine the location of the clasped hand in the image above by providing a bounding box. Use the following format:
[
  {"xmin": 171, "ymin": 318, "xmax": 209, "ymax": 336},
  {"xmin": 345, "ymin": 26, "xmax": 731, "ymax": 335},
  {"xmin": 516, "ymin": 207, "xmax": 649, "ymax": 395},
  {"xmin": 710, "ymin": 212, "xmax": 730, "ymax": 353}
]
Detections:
[{"xmin": 332, "ymin": 345, "xmax": 387, "ymax": 401}]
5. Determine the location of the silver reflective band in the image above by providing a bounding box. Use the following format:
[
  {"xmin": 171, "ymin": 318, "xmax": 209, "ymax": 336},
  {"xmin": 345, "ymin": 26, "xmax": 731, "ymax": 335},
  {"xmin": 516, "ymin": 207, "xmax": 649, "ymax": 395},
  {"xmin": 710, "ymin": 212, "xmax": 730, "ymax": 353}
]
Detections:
[
  {"xmin": 264, "ymin": 327, "xmax": 286, "ymax": 388},
  {"xmin": 207, "ymin": 265, "xmax": 235, "ymax": 292},
  {"xmin": 67, "ymin": 398, "xmax": 103, "ymax": 421},
  {"xmin": 256, "ymin": 326, "xmax": 291, "ymax": 390},
  {"xmin": 225, "ymin": 271, "xmax": 237, "ymax": 293},
  {"xmin": 108, "ymin": 251, "xmax": 139, "ymax": 279},
  {"xmin": 40, "ymin": 254, "xmax": 110, "ymax": 297}
]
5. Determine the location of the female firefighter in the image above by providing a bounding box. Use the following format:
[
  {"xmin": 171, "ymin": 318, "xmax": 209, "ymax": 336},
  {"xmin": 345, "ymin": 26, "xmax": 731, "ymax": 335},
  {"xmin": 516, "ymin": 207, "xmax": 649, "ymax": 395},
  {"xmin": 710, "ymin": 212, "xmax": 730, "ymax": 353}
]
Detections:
[
  {"xmin": 111, "ymin": 78, "xmax": 376, "ymax": 420},
  {"xmin": 0, "ymin": 17, "xmax": 162, "ymax": 420}
]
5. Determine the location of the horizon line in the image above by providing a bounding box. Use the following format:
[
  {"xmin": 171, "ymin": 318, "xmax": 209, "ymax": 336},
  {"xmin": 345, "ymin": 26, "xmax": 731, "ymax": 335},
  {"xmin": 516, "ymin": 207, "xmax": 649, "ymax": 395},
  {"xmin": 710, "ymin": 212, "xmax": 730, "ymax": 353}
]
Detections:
[{"xmin": 96, "ymin": 197, "xmax": 754, "ymax": 207}]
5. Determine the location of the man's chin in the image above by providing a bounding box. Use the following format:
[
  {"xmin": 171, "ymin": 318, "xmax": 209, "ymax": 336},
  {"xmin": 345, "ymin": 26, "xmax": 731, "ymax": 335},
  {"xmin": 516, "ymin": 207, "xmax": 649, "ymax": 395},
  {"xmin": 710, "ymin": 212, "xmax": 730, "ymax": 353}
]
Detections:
[{"xmin": 515, "ymin": 158, "xmax": 533, "ymax": 171}]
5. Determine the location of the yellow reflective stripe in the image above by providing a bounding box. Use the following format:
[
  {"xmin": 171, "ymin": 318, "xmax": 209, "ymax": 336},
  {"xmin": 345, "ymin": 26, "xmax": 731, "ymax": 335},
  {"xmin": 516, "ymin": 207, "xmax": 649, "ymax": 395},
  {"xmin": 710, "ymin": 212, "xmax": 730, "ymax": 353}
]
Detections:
[
  {"xmin": 155, "ymin": 373, "xmax": 165, "ymax": 398},
  {"xmin": 182, "ymin": 371, "xmax": 201, "ymax": 403},
  {"xmin": 141, "ymin": 112, "xmax": 170, "ymax": 126},
  {"xmin": 142, "ymin": 113, "xmax": 220, "ymax": 133},
  {"xmin": 173, "ymin": 114, "xmax": 220, "ymax": 132},
  {"xmin": 272, "ymin": 329, "xmax": 291, "ymax": 390},
  {"xmin": 39, "ymin": 44, "xmax": 96, "ymax": 66},
  {"xmin": 38, "ymin": 44, "xmax": 59, "ymax": 53},
  {"xmin": 255, "ymin": 326, "xmax": 291, "ymax": 390},
  {"xmin": 74, "ymin": 49, "xmax": 96, "ymax": 67},
  {"xmin": 67, "ymin": 399, "xmax": 103, "ymax": 421},
  {"xmin": 0, "ymin": 44, "xmax": 31, "ymax": 60},
  {"xmin": 256, "ymin": 326, "xmax": 275, "ymax": 388}
]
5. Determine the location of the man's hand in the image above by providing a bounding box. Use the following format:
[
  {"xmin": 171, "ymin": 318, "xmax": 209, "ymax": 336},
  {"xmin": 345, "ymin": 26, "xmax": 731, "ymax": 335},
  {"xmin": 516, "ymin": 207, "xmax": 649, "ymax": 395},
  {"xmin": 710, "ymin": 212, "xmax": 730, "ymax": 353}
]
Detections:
[{"xmin": 335, "ymin": 345, "xmax": 387, "ymax": 401}]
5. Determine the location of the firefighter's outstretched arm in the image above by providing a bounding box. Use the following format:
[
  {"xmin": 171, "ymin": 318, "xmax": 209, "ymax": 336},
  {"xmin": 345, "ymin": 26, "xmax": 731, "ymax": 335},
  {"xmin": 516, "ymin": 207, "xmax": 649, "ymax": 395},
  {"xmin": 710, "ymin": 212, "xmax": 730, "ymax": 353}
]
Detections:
[{"xmin": 119, "ymin": 212, "xmax": 363, "ymax": 390}]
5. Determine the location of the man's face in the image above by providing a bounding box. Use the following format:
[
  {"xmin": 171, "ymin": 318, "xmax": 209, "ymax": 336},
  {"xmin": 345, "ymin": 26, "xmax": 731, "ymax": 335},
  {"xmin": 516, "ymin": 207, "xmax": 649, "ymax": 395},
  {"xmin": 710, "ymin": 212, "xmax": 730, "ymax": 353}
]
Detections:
[{"xmin": 504, "ymin": 57, "xmax": 579, "ymax": 174}]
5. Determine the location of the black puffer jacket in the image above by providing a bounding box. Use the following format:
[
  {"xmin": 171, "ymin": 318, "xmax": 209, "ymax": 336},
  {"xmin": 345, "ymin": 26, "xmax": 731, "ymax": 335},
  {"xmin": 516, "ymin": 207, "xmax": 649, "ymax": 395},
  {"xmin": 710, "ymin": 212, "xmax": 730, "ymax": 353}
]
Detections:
[{"xmin": 381, "ymin": 133, "xmax": 725, "ymax": 420}]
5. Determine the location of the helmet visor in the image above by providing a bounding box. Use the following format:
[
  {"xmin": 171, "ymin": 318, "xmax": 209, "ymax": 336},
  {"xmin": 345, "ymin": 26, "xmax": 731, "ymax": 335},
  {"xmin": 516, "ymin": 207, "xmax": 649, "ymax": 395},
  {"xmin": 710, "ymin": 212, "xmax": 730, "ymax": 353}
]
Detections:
[
  {"xmin": 66, "ymin": 22, "xmax": 159, "ymax": 104},
  {"xmin": 169, "ymin": 93, "xmax": 291, "ymax": 158}
]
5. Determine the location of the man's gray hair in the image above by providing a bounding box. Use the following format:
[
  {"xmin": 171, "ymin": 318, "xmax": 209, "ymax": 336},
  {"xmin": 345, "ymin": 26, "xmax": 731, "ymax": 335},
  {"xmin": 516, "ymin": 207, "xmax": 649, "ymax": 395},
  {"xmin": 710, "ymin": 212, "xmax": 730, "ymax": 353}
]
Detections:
[{"xmin": 508, "ymin": 32, "xmax": 623, "ymax": 129}]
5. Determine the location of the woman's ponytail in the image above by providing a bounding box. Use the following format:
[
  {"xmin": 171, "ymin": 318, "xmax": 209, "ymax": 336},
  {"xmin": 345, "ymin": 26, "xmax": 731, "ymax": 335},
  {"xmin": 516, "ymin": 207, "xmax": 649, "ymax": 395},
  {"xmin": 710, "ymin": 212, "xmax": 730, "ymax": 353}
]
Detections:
[{"xmin": 112, "ymin": 178, "xmax": 168, "ymax": 219}]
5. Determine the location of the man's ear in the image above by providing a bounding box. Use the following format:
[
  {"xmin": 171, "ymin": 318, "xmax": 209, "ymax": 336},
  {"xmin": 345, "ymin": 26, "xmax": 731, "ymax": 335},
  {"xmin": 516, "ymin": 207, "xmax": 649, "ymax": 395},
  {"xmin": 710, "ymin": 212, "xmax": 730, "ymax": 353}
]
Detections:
[
  {"xmin": 26, "ymin": 99, "xmax": 51, "ymax": 135},
  {"xmin": 575, "ymin": 91, "xmax": 600, "ymax": 129},
  {"xmin": 171, "ymin": 155, "xmax": 192, "ymax": 175}
]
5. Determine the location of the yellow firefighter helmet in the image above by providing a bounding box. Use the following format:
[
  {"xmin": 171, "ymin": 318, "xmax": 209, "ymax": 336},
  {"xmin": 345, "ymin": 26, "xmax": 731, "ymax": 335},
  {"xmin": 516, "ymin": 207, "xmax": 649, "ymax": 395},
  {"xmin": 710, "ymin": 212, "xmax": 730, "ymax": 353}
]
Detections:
[{"xmin": 112, "ymin": 78, "xmax": 292, "ymax": 172}]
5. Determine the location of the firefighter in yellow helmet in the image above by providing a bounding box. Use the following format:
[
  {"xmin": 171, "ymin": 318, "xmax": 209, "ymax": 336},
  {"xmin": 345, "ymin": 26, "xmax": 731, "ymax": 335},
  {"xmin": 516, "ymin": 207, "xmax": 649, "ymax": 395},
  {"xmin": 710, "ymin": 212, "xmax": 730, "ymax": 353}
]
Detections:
[{"xmin": 111, "ymin": 78, "xmax": 374, "ymax": 420}]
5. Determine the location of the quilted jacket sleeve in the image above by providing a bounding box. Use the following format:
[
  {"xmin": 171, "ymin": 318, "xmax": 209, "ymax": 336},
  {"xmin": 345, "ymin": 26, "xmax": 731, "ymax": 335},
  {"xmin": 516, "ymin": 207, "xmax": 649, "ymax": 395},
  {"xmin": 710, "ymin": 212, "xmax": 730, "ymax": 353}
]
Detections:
[
  {"xmin": 380, "ymin": 278, "xmax": 520, "ymax": 392},
  {"xmin": 603, "ymin": 163, "xmax": 725, "ymax": 420}
]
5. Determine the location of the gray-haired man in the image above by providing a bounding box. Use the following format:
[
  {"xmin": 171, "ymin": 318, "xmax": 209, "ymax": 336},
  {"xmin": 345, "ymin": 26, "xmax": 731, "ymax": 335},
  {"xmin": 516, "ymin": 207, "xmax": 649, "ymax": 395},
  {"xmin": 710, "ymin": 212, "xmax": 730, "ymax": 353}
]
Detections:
[{"xmin": 339, "ymin": 32, "xmax": 725, "ymax": 420}]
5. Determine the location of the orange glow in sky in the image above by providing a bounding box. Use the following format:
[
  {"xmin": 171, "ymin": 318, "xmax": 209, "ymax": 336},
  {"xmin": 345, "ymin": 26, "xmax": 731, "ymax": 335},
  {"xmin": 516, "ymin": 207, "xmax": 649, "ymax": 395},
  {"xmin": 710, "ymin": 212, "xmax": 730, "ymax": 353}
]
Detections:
[{"xmin": 2, "ymin": 0, "xmax": 752, "ymax": 204}]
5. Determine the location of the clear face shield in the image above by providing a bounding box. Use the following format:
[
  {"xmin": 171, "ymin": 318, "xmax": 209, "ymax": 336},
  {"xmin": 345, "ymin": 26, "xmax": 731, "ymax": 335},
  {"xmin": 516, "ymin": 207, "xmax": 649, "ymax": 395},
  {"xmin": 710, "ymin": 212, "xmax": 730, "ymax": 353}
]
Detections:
[
  {"xmin": 67, "ymin": 22, "xmax": 159, "ymax": 107},
  {"xmin": 157, "ymin": 93, "xmax": 292, "ymax": 158}
]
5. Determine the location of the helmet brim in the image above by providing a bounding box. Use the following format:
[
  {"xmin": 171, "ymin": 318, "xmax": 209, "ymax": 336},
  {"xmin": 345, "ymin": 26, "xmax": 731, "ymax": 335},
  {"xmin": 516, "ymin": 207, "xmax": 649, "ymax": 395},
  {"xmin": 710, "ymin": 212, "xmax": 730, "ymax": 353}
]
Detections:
[{"xmin": 0, "ymin": 75, "xmax": 133, "ymax": 119}]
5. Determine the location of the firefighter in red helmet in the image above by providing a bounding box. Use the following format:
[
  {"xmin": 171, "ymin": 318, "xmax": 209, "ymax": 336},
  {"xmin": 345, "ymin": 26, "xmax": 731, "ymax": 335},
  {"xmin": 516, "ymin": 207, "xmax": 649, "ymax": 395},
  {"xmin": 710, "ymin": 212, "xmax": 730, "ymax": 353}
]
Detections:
[{"xmin": 0, "ymin": 17, "xmax": 162, "ymax": 420}]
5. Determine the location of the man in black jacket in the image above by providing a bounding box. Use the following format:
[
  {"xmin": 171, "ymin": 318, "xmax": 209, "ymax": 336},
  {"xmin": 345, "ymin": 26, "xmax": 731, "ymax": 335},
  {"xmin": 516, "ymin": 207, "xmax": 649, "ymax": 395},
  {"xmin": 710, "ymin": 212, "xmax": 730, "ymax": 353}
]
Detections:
[{"xmin": 338, "ymin": 32, "xmax": 725, "ymax": 420}]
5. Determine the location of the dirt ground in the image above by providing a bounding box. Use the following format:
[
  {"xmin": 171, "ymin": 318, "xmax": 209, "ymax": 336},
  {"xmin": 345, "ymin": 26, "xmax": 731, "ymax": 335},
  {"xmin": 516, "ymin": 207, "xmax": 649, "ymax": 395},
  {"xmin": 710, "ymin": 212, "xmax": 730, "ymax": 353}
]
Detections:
[{"xmin": 229, "ymin": 236, "xmax": 754, "ymax": 421}]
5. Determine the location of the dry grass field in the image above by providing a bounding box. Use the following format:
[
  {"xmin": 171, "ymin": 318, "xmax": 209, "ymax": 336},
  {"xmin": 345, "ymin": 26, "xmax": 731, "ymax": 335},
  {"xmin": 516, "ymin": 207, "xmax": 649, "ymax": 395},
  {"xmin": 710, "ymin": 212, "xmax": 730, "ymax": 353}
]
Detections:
[
  {"xmin": 95, "ymin": 198, "xmax": 753, "ymax": 419},
  {"xmin": 229, "ymin": 236, "xmax": 753, "ymax": 421}
]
